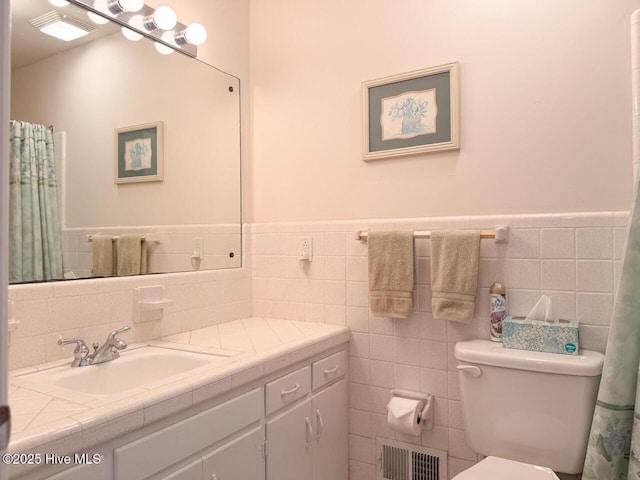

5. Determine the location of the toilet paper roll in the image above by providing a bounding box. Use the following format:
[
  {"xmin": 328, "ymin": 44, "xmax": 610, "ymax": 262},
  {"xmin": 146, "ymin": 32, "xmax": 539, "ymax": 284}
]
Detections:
[{"xmin": 386, "ymin": 396, "xmax": 423, "ymax": 436}]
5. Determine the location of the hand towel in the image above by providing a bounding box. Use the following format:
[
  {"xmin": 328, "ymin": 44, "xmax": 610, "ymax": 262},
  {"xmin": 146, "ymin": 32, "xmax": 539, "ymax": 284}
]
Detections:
[
  {"xmin": 367, "ymin": 230, "xmax": 414, "ymax": 318},
  {"xmin": 91, "ymin": 235, "xmax": 114, "ymax": 277},
  {"xmin": 116, "ymin": 234, "xmax": 147, "ymax": 276},
  {"xmin": 430, "ymin": 230, "xmax": 481, "ymax": 323}
]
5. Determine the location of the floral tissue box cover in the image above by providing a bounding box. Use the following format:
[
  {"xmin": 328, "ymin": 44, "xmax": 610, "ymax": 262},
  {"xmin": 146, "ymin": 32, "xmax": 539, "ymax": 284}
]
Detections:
[{"xmin": 502, "ymin": 315, "xmax": 579, "ymax": 355}]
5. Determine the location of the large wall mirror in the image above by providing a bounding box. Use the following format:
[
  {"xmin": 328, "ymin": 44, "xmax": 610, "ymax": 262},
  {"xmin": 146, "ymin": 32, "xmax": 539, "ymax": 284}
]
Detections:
[{"xmin": 9, "ymin": 0, "xmax": 241, "ymax": 284}]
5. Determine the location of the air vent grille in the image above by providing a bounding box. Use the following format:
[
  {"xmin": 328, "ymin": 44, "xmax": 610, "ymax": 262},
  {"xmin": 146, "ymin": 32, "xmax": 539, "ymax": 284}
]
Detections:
[
  {"xmin": 29, "ymin": 11, "xmax": 96, "ymax": 34},
  {"xmin": 377, "ymin": 437, "xmax": 447, "ymax": 480}
]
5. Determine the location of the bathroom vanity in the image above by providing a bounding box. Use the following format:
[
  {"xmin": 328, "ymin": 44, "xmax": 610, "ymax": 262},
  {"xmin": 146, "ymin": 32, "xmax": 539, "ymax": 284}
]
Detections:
[{"xmin": 7, "ymin": 318, "xmax": 349, "ymax": 480}]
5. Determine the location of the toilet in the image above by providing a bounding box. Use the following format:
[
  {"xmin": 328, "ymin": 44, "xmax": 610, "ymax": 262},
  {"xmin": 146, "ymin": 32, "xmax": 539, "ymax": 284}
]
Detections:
[{"xmin": 453, "ymin": 339, "xmax": 605, "ymax": 479}]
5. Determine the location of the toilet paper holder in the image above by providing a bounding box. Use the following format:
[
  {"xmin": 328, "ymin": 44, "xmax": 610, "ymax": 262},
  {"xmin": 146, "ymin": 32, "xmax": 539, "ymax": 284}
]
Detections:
[{"xmin": 389, "ymin": 389, "xmax": 434, "ymax": 431}]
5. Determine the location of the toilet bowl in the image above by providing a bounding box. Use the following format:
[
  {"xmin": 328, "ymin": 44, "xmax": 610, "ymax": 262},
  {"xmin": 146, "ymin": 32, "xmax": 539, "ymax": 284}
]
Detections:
[
  {"xmin": 454, "ymin": 340, "xmax": 604, "ymax": 478},
  {"xmin": 452, "ymin": 456, "xmax": 558, "ymax": 480}
]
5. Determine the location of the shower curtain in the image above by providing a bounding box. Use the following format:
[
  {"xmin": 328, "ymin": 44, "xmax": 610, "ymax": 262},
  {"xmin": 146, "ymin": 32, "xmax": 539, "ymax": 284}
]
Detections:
[
  {"xmin": 9, "ymin": 120, "xmax": 63, "ymax": 283},
  {"xmin": 582, "ymin": 170, "xmax": 640, "ymax": 479}
]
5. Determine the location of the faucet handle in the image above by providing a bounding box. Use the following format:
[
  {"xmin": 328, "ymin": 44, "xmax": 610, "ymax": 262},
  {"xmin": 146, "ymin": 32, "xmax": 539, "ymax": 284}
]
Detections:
[
  {"xmin": 57, "ymin": 337, "xmax": 88, "ymax": 351},
  {"xmin": 57, "ymin": 338, "xmax": 90, "ymax": 367},
  {"xmin": 108, "ymin": 326, "xmax": 131, "ymax": 339}
]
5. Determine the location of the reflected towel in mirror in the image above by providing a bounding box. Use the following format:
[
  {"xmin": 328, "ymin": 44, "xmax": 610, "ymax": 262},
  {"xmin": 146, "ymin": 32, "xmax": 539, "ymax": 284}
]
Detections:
[
  {"xmin": 91, "ymin": 235, "xmax": 115, "ymax": 277},
  {"xmin": 116, "ymin": 234, "xmax": 147, "ymax": 276}
]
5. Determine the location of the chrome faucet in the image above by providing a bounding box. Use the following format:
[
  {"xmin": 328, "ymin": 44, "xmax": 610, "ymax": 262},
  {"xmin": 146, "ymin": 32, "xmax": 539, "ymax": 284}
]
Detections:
[
  {"xmin": 91, "ymin": 326, "xmax": 131, "ymax": 365},
  {"xmin": 58, "ymin": 326, "xmax": 131, "ymax": 367}
]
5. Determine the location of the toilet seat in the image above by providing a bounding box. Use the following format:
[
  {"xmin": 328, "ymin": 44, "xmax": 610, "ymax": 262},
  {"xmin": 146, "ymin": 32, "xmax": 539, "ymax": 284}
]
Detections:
[{"xmin": 452, "ymin": 456, "xmax": 559, "ymax": 480}]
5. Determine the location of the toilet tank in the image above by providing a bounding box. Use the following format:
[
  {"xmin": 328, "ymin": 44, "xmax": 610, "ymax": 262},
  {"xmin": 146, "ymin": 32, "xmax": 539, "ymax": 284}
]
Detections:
[{"xmin": 454, "ymin": 340, "xmax": 604, "ymax": 475}]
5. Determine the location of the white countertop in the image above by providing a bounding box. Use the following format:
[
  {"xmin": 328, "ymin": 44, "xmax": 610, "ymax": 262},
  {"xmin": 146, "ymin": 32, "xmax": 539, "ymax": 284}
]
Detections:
[{"xmin": 7, "ymin": 318, "xmax": 349, "ymax": 464}]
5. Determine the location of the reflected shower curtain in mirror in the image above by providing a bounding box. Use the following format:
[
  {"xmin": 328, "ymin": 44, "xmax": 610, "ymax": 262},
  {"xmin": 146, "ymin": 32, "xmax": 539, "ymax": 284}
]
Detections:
[
  {"xmin": 582, "ymin": 170, "xmax": 640, "ymax": 480},
  {"xmin": 9, "ymin": 121, "xmax": 63, "ymax": 283}
]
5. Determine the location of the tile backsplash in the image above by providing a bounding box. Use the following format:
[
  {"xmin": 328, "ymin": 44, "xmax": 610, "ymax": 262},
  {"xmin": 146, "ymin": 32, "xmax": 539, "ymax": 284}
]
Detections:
[{"xmin": 7, "ymin": 211, "xmax": 628, "ymax": 479}]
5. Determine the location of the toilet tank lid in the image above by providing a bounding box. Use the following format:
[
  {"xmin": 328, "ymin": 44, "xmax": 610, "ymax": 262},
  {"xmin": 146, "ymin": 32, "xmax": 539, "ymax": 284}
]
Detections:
[{"xmin": 454, "ymin": 340, "xmax": 604, "ymax": 376}]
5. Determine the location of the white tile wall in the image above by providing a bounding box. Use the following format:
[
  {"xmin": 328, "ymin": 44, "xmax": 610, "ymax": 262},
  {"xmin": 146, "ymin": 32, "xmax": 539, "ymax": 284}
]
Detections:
[
  {"xmin": 7, "ymin": 211, "xmax": 629, "ymax": 479},
  {"xmin": 8, "ymin": 227, "xmax": 251, "ymax": 370},
  {"xmin": 251, "ymin": 211, "xmax": 628, "ymax": 479}
]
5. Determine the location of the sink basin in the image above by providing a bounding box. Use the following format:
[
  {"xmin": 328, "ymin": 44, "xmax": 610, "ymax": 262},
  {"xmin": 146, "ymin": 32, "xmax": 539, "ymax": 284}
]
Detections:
[{"xmin": 13, "ymin": 346, "xmax": 235, "ymax": 397}]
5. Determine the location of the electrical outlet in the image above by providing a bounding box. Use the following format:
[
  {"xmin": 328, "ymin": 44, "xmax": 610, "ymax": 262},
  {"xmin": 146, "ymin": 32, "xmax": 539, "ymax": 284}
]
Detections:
[{"xmin": 299, "ymin": 237, "xmax": 313, "ymax": 261}]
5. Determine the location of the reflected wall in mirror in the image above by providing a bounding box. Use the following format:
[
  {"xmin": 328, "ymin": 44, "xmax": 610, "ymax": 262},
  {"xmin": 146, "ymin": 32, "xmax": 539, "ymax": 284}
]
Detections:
[{"xmin": 9, "ymin": 0, "xmax": 241, "ymax": 284}]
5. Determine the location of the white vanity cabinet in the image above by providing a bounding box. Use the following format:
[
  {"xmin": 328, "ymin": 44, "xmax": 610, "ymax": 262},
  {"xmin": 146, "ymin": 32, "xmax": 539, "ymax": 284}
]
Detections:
[
  {"xmin": 11, "ymin": 346, "xmax": 348, "ymax": 480},
  {"xmin": 265, "ymin": 351, "xmax": 347, "ymax": 480},
  {"xmin": 46, "ymin": 457, "xmax": 111, "ymax": 480},
  {"xmin": 159, "ymin": 459, "xmax": 201, "ymax": 480},
  {"xmin": 115, "ymin": 388, "xmax": 263, "ymax": 480},
  {"xmin": 202, "ymin": 426, "xmax": 265, "ymax": 480}
]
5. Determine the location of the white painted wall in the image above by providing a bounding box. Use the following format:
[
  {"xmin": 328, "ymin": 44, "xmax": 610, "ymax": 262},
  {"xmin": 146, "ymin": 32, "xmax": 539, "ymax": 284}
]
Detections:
[{"xmin": 250, "ymin": 0, "xmax": 637, "ymax": 223}]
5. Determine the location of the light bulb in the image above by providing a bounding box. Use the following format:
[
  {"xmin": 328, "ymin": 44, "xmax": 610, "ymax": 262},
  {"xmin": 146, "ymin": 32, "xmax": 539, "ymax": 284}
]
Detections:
[
  {"xmin": 108, "ymin": 0, "xmax": 144, "ymax": 14},
  {"xmin": 122, "ymin": 26, "xmax": 143, "ymax": 41},
  {"xmin": 154, "ymin": 41, "xmax": 174, "ymax": 55},
  {"xmin": 118, "ymin": 0, "xmax": 144, "ymax": 12},
  {"xmin": 48, "ymin": 0, "xmax": 70, "ymax": 6},
  {"xmin": 151, "ymin": 6, "xmax": 177, "ymax": 30},
  {"xmin": 87, "ymin": 11, "xmax": 109, "ymax": 25},
  {"xmin": 184, "ymin": 23, "xmax": 207, "ymax": 46}
]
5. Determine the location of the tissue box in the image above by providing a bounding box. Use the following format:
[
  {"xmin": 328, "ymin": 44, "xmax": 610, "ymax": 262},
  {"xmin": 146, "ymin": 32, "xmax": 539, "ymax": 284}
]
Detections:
[{"xmin": 502, "ymin": 315, "xmax": 579, "ymax": 355}]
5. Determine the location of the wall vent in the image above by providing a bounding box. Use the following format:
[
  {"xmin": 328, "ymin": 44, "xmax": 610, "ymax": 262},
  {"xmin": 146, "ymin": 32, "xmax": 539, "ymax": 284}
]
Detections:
[{"xmin": 376, "ymin": 437, "xmax": 447, "ymax": 480}]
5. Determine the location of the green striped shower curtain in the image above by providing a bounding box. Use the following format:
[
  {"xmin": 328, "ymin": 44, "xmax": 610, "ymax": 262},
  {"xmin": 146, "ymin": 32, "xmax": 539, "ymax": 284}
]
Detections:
[
  {"xmin": 9, "ymin": 121, "xmax": 63, "ymax": 283},
  {"xmin": 582, "ymin": 172, "xmax": 640, "ymax": 479}
]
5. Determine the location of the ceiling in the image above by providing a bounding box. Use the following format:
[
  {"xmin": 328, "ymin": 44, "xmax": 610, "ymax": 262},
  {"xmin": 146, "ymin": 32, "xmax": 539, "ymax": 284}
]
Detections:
[{"xmin": 11, "ymin": 0, "xmax": 119, "ymax": 70}]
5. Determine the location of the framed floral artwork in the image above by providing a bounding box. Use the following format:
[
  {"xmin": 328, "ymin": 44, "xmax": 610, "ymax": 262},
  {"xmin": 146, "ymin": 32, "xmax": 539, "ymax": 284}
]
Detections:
[
  {"xmin": 362, "ymin": 63, "xmax": 460, "ymax": 161},
  {"xmin": 114, "ymin": 121, "xmax": 164, "ymax": 183}
]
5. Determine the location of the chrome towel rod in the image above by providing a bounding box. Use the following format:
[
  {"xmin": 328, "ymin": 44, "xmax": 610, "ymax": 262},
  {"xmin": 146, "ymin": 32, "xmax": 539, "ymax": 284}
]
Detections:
[
  {"xmin": 86, "ymin": 234, "xmax": 160, "ymax": 243},
  {"xmin": 356, "ymin": 225, "xmax": 509, "ymax": 243}
]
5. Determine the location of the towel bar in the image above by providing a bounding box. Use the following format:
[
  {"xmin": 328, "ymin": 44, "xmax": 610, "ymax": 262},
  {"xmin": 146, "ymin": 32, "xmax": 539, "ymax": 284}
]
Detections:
[
  {"xmin": 355, "ymin": 225, "xmax": 509, "ymax": 243},
  {"xmin": 86, "ymin": 234, "xmax": 160, "ymax": 243}
]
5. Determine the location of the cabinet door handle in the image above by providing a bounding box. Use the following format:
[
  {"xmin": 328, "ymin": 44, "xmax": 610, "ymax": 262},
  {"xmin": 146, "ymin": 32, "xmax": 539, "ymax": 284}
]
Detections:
[
  {"xmin": 280, "ymin": 383, "xmax": 300, "ymax": 397},
  {"xmin": 323, "ymin": 365, "xmax": 338, "ymax": 376},
  {"xmin": 305, "ymin": 417, "xmax": 313, "ymax": 449},
  {"xmin": 316, "ymin": 409, "xmax": 324, "ymax": 440}
]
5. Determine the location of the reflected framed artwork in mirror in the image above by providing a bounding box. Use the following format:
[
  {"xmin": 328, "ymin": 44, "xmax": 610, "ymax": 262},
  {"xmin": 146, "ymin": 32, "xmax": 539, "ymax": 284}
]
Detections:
[{"xmin": 115, "ymin": 121, "xmax": 164, "ymax": 184}]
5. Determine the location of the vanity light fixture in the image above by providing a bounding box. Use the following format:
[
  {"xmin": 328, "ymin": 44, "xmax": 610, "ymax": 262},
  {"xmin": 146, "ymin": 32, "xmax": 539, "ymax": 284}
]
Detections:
[
  {"xmin": 143, "ymin": 6, "xmax": 177, "ymax": 31},
  {"xmin": 30, "ymin": 11, "xmax": 96, "ymax": 42},
  {"xmin": 107, "ymin": 0, "xmax": 144, "ymax": 14},
  {"xmin": 48, "ymin": 0, "xmax": 70, "ymax": 7},
  {"xmin": 175, "ymin": 23, "xmax": 207, "ymax": 46},
  {"xmin": 72, "ymin": 0, "xmax": 203, "ymax": 56}
]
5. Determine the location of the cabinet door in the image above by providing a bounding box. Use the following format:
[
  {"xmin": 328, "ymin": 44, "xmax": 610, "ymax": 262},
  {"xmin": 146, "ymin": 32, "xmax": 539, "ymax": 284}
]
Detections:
[
  {"xmin": 266, "ymin": 399, "xmax": 312, "ymax": 480},
  {"xmin": 312, "ymin": 378, "xmax": 348, "ymax": 480},
  {"xmin": 160, "ymin": 459, "xmax": 202, "ymax": 480},
  {"xmin": 202, "ymin": 426, "xmax": 264, "ymax": 480},
  {"xmin": 47, "ymin": 456, "xmax": 110, "ymax": 480}
]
